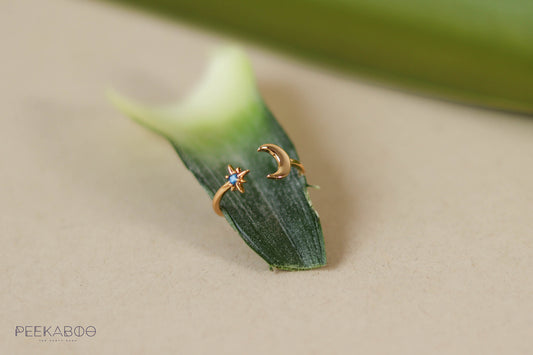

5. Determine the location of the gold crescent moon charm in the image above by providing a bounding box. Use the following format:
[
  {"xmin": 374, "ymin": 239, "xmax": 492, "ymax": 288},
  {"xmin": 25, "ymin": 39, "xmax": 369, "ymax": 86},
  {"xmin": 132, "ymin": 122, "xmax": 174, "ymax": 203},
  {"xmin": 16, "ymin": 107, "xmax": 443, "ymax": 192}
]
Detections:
[
  {"xmin": 257, "ymin": 143, "xmax": 305, "ymax": 179},
  {"xmin": 212, "ymin": 165, "xmax": 250, "ymax": 216}
]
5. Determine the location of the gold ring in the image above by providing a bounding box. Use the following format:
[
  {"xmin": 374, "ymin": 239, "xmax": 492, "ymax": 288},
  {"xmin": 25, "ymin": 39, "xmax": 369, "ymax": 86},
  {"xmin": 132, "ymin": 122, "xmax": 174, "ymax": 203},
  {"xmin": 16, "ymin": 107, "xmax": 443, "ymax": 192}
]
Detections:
[
  {"xmin": 212, "ymin": 165, "xmax": 250, "ymax": 216},
  {"xmin": 257, "ymin": 143, "xmax": 305, "ymax": 179}
]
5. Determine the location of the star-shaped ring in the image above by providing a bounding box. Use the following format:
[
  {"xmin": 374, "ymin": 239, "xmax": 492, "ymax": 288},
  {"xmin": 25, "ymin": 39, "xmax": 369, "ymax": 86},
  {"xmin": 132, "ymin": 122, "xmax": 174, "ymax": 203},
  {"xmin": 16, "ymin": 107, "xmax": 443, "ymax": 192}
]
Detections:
[{"xmin": 212, "ymin": 165, "xmax": 250, "ymax": 216}]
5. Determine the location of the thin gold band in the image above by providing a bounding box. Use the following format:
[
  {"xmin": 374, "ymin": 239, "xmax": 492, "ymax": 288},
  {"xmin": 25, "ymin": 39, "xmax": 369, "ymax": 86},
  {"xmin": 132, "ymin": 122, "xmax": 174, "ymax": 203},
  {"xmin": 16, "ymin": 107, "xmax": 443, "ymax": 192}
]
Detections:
[{"xmin": 212, "ymin": 165, "xmax": 249, "ymax": 216}]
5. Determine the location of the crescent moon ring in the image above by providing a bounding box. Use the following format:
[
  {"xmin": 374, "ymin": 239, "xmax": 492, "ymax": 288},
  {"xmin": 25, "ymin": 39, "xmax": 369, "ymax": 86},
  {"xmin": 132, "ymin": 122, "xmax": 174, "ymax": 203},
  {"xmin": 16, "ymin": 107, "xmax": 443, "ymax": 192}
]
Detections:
[
  {"xmin": 257, "ymin": 143, "xmax": 305, "ymax": 179},
  {"xmin": 212, "ymin": 164, "xmax": 250, "ymax": 216}
]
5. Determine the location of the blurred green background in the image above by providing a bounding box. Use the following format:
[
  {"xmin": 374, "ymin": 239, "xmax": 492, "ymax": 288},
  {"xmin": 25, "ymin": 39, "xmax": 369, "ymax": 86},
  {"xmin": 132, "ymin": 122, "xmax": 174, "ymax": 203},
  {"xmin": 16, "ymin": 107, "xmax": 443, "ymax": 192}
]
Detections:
[{"xmin": 104, "ymin": 0, "xmax": 533, "ymax": 114}]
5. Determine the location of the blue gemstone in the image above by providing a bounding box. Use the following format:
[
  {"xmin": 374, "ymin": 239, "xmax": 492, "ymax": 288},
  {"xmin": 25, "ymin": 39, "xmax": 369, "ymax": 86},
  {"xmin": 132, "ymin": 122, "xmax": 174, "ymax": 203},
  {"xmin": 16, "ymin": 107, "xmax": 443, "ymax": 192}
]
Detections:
[{"xmin": 228, "ymin": 174, "xmax": 238, "ymax": 185}]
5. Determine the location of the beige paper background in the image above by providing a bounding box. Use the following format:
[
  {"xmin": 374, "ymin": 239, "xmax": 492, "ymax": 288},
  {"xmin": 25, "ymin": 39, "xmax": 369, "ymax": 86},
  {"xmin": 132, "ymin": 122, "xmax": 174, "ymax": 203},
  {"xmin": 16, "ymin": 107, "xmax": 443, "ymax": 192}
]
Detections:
[{"xmin": 1, "ymin": 0, "xmax": 533, "ymax": 354}]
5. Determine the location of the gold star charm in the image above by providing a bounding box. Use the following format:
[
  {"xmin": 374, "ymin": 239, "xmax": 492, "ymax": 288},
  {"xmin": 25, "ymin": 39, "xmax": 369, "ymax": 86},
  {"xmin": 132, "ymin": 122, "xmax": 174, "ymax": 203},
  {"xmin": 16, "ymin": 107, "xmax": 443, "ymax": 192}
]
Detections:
[
  {"xmin": 212, "ymin": 165, "xmax": 250, "ymax": 216},
  {"xmin": 225, "ymin": 165, "xmax": 249, "ymax": 193}
]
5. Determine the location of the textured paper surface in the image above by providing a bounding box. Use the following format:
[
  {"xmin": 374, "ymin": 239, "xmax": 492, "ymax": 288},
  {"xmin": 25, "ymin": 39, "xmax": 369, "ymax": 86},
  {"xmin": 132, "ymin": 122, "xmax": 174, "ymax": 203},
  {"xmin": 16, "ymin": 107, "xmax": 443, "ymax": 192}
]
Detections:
[{"xmin": 1, "ymin": 1, "xmax": 533, "ymax": 354}]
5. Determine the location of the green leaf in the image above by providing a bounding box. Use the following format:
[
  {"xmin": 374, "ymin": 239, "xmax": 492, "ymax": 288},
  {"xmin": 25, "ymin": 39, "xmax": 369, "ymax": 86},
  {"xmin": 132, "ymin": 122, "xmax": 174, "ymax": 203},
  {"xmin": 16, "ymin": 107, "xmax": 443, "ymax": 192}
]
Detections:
[
  {"xmin": 108, "ymin": 47, "xmax": 326, "ymax": 270},
  {"xmin": 105, "ymin": 0, "xmax": 533, "ymax": 114}
]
